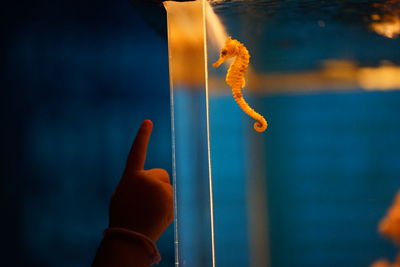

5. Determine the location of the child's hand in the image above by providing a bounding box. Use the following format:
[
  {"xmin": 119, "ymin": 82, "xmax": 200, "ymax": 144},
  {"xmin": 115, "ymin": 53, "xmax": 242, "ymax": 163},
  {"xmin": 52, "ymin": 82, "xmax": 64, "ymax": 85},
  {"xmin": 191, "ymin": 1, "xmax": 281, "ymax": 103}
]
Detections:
[{"xmin": 109, "ymin": 120, "xmax": 173, "ymax": 242}]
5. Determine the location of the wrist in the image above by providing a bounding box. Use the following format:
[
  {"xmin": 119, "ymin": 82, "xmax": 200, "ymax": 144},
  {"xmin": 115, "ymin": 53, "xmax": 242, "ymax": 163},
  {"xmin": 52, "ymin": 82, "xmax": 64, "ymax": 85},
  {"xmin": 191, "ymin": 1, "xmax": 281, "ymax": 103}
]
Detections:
[
  {"xmin": 92, "ymin": 228, "xmax": 161, "ymax": 267},
  {"xmin": 103, "ymin": 227, "xmax": 161, "ymax": 265}
]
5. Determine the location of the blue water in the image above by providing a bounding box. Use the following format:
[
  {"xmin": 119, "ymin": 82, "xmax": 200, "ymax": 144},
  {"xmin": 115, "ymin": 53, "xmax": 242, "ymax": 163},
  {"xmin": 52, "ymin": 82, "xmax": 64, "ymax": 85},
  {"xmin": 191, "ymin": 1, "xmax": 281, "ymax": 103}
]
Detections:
[{"xmin": 263, "ymin": 91, "xmax": 400, "ymax": 266}]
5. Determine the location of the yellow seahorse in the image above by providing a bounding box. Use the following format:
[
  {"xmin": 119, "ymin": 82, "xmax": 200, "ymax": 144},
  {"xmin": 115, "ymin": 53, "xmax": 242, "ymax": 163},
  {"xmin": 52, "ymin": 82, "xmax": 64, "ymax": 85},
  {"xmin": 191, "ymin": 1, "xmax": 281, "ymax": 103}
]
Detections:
[{"xmin": 213, "ymin": 37, "xmax": 268, "ymax": 132}]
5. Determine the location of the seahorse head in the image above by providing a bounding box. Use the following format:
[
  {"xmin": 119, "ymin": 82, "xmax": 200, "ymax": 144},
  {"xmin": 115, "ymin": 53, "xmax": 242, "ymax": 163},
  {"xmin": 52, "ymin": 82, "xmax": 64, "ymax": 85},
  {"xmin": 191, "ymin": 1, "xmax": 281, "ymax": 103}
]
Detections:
[{"xmin": 212, "ymin": 36, "xmax": 240, "ymax": 68}]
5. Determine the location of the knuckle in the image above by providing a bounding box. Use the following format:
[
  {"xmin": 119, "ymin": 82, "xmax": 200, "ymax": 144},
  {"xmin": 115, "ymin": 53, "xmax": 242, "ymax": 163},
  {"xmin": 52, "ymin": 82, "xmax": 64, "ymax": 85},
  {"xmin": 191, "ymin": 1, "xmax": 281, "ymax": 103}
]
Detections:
[{"xmin": 147, "ymin": 168, "xmax": 170, "ymax": 183}]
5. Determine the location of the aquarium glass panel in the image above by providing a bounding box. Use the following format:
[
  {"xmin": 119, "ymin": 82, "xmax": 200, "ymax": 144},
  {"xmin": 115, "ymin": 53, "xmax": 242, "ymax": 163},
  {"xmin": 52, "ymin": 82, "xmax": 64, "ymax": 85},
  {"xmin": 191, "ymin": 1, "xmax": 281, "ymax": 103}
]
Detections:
[{"xmin": 167, "ymin": 0, "xmax": 400, "ymax": 266}]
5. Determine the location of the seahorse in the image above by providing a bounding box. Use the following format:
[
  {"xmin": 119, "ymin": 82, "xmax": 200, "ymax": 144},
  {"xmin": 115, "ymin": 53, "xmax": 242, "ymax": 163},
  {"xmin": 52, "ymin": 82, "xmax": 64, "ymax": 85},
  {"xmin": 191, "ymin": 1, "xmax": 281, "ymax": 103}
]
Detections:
[{"xmin": 212, "ymin": 37, "xmax": 268, "ymax": 132}]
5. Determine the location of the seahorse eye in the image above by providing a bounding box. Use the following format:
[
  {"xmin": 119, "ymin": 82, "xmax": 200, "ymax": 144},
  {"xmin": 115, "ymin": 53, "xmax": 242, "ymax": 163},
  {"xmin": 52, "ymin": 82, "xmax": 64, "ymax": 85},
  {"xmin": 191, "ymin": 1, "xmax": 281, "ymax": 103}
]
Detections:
[{"xmin": 221, "ymin": 50, "xmax": 227, "ymax": 56}]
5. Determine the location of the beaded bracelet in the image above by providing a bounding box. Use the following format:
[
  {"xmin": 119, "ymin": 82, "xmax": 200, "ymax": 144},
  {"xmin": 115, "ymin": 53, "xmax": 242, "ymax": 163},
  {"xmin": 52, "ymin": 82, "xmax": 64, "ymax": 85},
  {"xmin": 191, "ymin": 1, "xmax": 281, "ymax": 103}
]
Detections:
[{"xmin": 103, "ymin": 227, "xmax": 161, "ymax": 265}]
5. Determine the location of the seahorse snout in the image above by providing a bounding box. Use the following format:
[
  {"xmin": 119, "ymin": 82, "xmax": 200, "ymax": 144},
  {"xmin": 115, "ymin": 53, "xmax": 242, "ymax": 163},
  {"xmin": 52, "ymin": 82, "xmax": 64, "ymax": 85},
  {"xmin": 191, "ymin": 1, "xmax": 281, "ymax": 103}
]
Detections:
[{"xmin": 212, "ymin": 58, "xmax": 224, "ymax": 68}]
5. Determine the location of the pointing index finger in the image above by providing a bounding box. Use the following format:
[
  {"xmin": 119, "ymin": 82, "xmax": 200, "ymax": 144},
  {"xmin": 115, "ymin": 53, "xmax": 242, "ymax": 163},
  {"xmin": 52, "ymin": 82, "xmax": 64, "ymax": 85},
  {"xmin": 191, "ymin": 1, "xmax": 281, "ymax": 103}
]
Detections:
[{"xmin": 126, "ymin": 120, "xmax": 153, "ymax": 172}]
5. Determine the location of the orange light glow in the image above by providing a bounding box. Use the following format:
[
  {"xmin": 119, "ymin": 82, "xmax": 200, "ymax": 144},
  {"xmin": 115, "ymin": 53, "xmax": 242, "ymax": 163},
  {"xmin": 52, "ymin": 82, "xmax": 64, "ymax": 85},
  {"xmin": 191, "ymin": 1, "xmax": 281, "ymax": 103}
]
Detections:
[
  {"xmin": 358, "ymin": 62, "xmax": 400, "ymax": 90},
  {"xmin": 164, "ymin": 0, "xmax": 228, "ymax": 86},
  {"xmin": 370, "ymin": 0, "xmax": 400, "ymax": 38},
  {"xmin": 371, "ymin": 16, "xmax": 400, "ymax": 38},
  {"xmin": 205, "ymin": 2, "xmax": 229, "ymax": 50},
  {"xmin": 370, "ymin": 191, "xmax": 400, "ymax": 267},
  {"xmin": 379, "ymin": 191, "xmax": 400, "ymax": 244},
  {"xmin": 370, "ymin": 259, "xmax": 394, "ymax": 267}
]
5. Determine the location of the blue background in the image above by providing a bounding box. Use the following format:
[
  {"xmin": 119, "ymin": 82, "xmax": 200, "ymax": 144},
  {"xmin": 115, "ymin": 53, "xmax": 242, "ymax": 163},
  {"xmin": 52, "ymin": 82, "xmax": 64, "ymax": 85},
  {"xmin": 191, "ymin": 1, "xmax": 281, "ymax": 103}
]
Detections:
[{"xmin": 2, "ymin": 0, "xmax": 173, "ymax": 266}]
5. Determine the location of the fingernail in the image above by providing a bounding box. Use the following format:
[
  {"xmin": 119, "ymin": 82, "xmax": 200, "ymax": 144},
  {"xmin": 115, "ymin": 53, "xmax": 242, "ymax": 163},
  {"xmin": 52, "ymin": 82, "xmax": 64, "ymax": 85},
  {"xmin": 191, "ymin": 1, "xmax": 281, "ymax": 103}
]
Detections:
[{"xmin": 142, "ymin": 119, "xmax": 153, "ymax": 129}]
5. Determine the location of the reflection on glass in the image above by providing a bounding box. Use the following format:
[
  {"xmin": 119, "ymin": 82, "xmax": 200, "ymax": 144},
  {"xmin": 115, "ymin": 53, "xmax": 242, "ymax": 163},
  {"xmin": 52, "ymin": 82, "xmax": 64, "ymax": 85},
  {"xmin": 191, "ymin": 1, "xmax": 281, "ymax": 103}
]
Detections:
[{"xmin": 164, "ymin": 1, "xmax": 215, "ymax": 266}]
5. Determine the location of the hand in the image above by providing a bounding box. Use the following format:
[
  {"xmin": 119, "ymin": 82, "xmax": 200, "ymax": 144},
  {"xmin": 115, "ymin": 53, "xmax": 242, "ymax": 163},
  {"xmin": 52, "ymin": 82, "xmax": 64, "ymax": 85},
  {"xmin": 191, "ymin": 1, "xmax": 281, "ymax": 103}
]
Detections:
[{"xmin": 109, "ymin": 120, "xmax": 173, "ymax": 242}]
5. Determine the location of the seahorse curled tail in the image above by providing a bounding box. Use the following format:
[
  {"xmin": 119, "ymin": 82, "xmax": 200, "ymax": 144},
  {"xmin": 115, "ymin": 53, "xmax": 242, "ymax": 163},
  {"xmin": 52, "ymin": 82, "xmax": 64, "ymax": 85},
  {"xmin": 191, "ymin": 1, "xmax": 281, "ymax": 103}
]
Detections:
[{"xmin": 231, "ymin": 86, "xmax": 268, "ymax": 132}]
